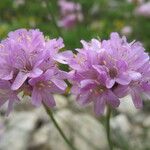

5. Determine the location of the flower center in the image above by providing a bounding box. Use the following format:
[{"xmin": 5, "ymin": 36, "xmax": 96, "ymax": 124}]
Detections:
[{"xmin": 109, "ymin": 67, "xmax": 118, "ymax": 78}]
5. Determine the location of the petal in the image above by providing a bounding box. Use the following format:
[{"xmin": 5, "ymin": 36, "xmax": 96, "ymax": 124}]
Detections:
[
  {"xmin": 71, "ymin": 85, "xmax": 79, "ymax": 95},
  {"xmin": 30, "ymin": 68, "xmax": 43, "ymax": 78},
  {"xmin": 116, "ymin": 60, "xmax": 128, "ymax": 72},
  {"xmin": 44, "ymin": 69, "xmax": 55, "ymax": 80},
  {"xmin": 31, "ymin": 88, "xmax": 42, "ymax": 107},
  {"xmin": 142, "ymin": 82, "xmax": 150, "ymax": 94},
  {"xmin": 106, "ymin": 79, "xmax": 115, "ymax": 89},
  {"xmin": 42, "ymin": 92, "xmax": 56, "ymax": 107},
  {"xmin": 131, "ymin": 90, "xmax": 143, "ymax": 109},
  {"xmin": 113, "ymin": 85, "xmax": 129, "ymax": 98},
  {"xmin": 80, "ymin": 79, "xmax": 95, "ymax": 88},
  {"xmin": 51, "ymin": 79, "xmax": 67, "ymax": 90},
  {"xmin": 116, "ymin": 73, "xmax": 131, "ymax": 85},
  {"xmin": 92, "ymin": 65, "xmax": 106, "ymax": 74},
  {"xmin": 54, "ymin": 51, "xmax": 73, "ymax": 64},
  {"xmin": 92, "ymin": 65, "xmax": 108, "ymax": 83},
  {"xmin": 94, "ymin": 96, "xmax": 105, "ymax": 116},
  {"xmin": 55, "ymin": 70, "xmax": 69, "ymax": 79},
  {"xmin": 1, "ymin": 71, "xmax": 13, "ymax": 80},
  {"xmin": 106, "ymin": 91, "xmax": 120, "ymax": 108},
  {"xmin": 77, "ymin": 93, "xmax": 91, "ymax": 106},
  {"xmin": 128, "ymin": 71, "xmax": 142, "ymax": 81},
  {"xmin": 11, "ymin": 71, "xmax": 29, "ymax": 90},
  {"xmin": 80, "ymin": 79, "xmax": 96, "ymax": 92}
]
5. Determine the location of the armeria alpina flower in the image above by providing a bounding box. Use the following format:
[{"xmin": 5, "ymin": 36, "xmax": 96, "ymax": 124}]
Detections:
[
  {"xmin": 135, "ymin": 2, "xmax": 150, "ymax": 17},
  {"xmin": 0, "ymin": 29, "xmax": 67, "ymax": 114},
  {"xmin": 58, "ymin": 0, "xmax": 83, "ymax": 29},
  {"xmin": 102, "ymin": 33, "xmax": 149, "ymax": 109},
  {"xmin": 0, "ymin": 29, "xmax": 45, "ymax": 90},
  {"xmin": 0, "ymin": 80, "xmax": 19, "ymax": 115},
  {"xmin": 57, "ymin": 32, "xmax": 150, "ymax": 115},
  {"xmin": 121, "ymin": 26, "xmax": 132, "ymax": 36},
  {"xmin": 29, "ymin": 69, "xmax": 67, "ymax": 107}
]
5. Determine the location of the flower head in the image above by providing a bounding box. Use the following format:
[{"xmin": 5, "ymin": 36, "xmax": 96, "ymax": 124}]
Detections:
[
  {"xmin": 0, "ymin": 29, "xmax": 67, "ymax": 114},
  {"xmin": 58, "ymin": 32, "xmax": 150, "ymax": 115},
  {"xmin": 58, "ymin": 0, "xmax": 83, "ymax": 29}
]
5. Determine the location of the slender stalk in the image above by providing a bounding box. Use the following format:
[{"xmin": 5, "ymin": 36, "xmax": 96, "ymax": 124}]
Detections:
[
  {"xmin": 106, "ymin": 106, "xmax": 113, "ymax": 150},
  {"xmin": 43, "ymin": 103, "xmax": 78, "ymax": 150},
  {"xmin": 45, "ymin": 0, "xmax": 63, "ymax": 37}
]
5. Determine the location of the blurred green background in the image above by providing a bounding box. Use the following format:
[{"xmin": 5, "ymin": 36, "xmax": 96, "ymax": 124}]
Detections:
[{"xmin": 0, "ymin": 0, "xmax": 150, "ymax": 51}]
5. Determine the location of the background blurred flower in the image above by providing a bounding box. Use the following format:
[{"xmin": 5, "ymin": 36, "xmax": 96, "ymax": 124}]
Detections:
[
  {"xmin": 58, "ymin": 0, "xmax": 83, "ymax": 29},
  {"xmin": 135, "ymin": 2, "xmax": 150, "ymax": 17},
  {"xmin": 121, "ymin": 26, "xmax": 133, "ymax": 36}
]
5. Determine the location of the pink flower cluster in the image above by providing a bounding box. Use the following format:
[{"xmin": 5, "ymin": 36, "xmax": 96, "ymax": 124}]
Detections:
[
  {"xmin": 0, "ymin": 29, "xmax": 67, "ymax": 115},
  {"xmin": 57, "ymin": 33, "xmax": 150, "ymax": 115},
  {"xmin": 0, "ymin": 29, "xmax": 150, "ymax": 116},
  {"xmin": 58, "ymin": 0, "xmax": 83, "ymax": 29}
]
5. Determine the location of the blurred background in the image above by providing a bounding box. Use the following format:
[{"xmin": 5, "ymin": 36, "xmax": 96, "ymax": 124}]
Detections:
[{"xmin": 0, "ymin": 0, "xmax": 150, "ymax": 150}]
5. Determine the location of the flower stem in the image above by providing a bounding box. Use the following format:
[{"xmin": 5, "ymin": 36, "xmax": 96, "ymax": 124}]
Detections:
[
  {"xmin": 45, "ymin": 0, "xmax": 63, "ymax": 37},
  {"xmin": 43, "ymin": 103, "xmax": 78, "ymax": 150},
  {"xmin": 106, "ymin": 106, "xmax": 113, "ymax": 150}
]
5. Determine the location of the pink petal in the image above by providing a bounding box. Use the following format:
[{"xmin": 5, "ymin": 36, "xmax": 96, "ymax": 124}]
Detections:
[
  {"xmin": 54, "ymin": 51, "xmax": 73, "ymax": 64},
  {"xmin": 94, "ymin": 96, "xmax": 105, "ymax": 116},
  {"xmin": 77, "ymin": 93, "xmax": 91, "ymax": 106},
  {"xmin": 51, "ymin": 79, "xmax": 67, "ymax": 90},
  {"xmin": 131, "ymin": 90, "xmax": 143, "ymax": 109},
  {"xmin": 30, "ymin": 68, "xmax": 43, "ymax": 78},
  {"xmin": 128, "ymin": 71, "xmax": 142, "ymax": 81},
  {"xmin": 1, "ymin": 71, "xmax": 13, "ymax": 80},
  {"xmin": 11, "ymin": 71, "xmax": 29, "ymax": 90},
  {"xmin": 116, "ymin": 73, "xmax": 131, "ymax": 85},
  {"xmin": 106, "ymin": 91, "xmax": 120, "ymax": 108},
  {"xmin": 43, "ymin": 69, "xmax": 55, "ymax": 80},
  {"xmin": 116, "ymin": 60, "xmax": 128, "ymax": 72},
  {"xmin": 92, "ymin": 65, "xmax": 106, "ymax": 74},
  {"xmin": 106, "ymin": 79, "xmax": 115, "ymax": 89},
  {"xmin": 113, "ymin": 85, "xmax": 129, "ymax": 98},
  {"xmin": 80, "ymin": 79, "xmax": 95, "ymax": 88},
  {"xmin": 42, "ymin": 92, "xmax": 56, "ymax": 107},
  {"xmin": 31, "ymin": 88, "xmax": 42, "ymax": 107}
]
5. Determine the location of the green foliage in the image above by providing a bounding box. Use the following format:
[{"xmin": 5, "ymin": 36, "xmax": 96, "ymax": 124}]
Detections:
[{"xmin": 0, "ymin": 0, "xmax": 149, "ymax": 51}]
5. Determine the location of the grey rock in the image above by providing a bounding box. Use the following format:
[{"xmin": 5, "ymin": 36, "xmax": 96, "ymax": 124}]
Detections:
[
  {"xmin": 29, "ymin": 109, "xmax": 107, "ymax": 150},
  {"xmin": 54, "ymin": 94, "xmax": 68, "ymax": 109},
  {"xmin": 0, "ymin": 111, "xmax": 38, "ymax": 150},
  {"xmin": 111, "ymin": 114, "xmax": 131, "ymax": 134},
  {"xmin": 118, "ymin": 95, "xmax": 139, "ymax": 116},
  {"xmin": 143, "ymin": 116, "xmax": 150, "ymax": 128}
]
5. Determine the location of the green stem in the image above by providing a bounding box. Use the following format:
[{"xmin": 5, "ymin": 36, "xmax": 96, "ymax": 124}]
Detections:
[
  {"xmin": 106, "ymin": 106, "xmax": 113, "ymax": 150},
  {"xmin": 45, "ymin": 0, "xmax": 63, "ymax": 37},
  {"xmin": 43, "ymin": 103, "xmax": 78, "ymax": 150}
]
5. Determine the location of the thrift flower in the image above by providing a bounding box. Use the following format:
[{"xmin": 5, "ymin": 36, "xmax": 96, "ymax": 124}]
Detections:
[
  {"xmin": 58, "ymin": 0, "xmax": 83, "ymax": 29},
  {"xmin": 57, "ymin": 33, "xmax": 150, "ymax": 115},
  {"xmin": 135, "ymin": 2, "xmax": 150, "ymax": 17},
  {"xmin": 0, "ymin": 29, "xmax": 67, "ymax": 114},
  {"xmin": 121, "ymin": 26, "xmax": 132, "ymax": 36}
]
